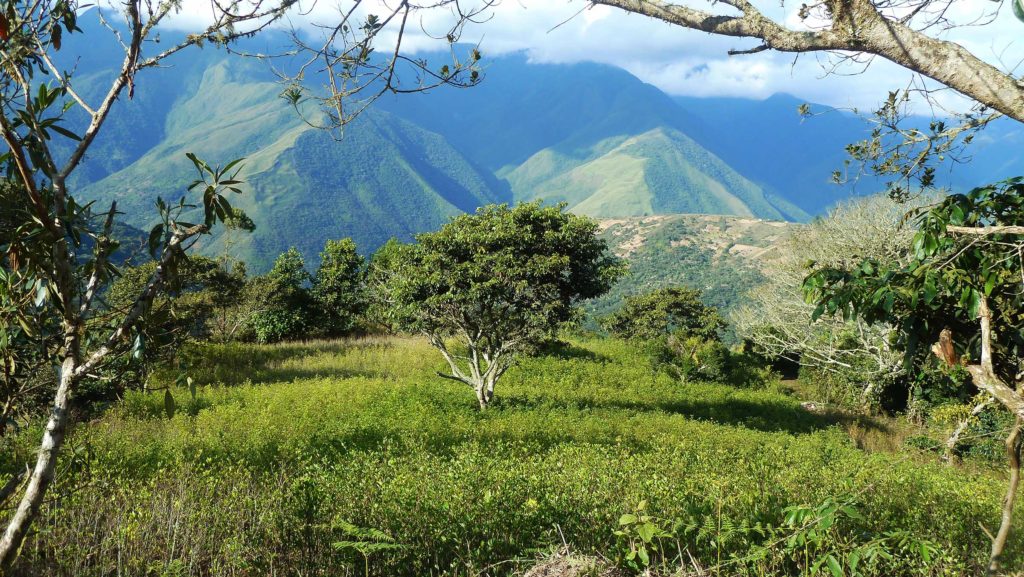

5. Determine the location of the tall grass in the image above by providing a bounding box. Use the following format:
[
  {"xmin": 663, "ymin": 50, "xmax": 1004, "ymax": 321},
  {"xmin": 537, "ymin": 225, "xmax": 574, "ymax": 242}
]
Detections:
[{"xmin": 2, "ymin": 337, "xmax": 1017, "ymax": 576}]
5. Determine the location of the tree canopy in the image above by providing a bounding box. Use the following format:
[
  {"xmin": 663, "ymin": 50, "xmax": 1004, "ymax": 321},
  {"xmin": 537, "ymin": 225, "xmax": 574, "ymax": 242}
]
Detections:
[
  {"xmin": 602, "ymin": 286, "xmax": 725, "ymax": 341},
  {"xmin": 803, "ymin": 177, "xmax": 1024, "ymax": 572},
  {"xmin": 374, "ymin": 202, "xmax": 624, "ymax": 409},
  {"xmin": 312, "ymin": 238, "xmax": 366, "ymax": 337}
]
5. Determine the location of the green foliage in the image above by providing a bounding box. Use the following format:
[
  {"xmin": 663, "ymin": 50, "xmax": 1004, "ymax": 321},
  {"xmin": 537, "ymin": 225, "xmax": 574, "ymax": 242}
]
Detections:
[
  {"xmin": 612, "ymin": 501, "xmax": 675, "ymax": 574},
  {"xmin": 244, "ymin": 240, "xmax": 368, "ymax": 343},
  {"xmin": 374, "ymin": 202, "xmax": 624, "ymax": 406},
  {"xmin": 777, "ymin": 498, "xmax": 943, "ymax": 577},
  {"xmin": 602, "ymin": 286, "xmax": 725, "ymax": 341},
  {"xmin": 222, "ymin": 207, "xmax": 256, "ymax": 232},
  {"xmin": 311, "ymin": 238, "xmax": 366, "ymax": 337},
  {"xmin": 332, "ymin": 520, "xmax": 403, "ymax": 577},
  {"xmin": 99, "ymin": 255, "xmax": 245, "ymax": 402},
  {"xmin": 387, "ymin": 202, "xmax": 623, "ymax": 336},
  {"xmin": 365, "ymin": 238, "xmax": 413, "ymax": 332},
  {"xmin": 804, "ymin": 178, "xmax": 1024, "ymax": 385},
  {"xmin": 249, "ymin": 248, "xmax": 313, "ymax": 343},
  {"xmin": 1, "ymin": 337, "xmax": 1015, "ymax": 575}
]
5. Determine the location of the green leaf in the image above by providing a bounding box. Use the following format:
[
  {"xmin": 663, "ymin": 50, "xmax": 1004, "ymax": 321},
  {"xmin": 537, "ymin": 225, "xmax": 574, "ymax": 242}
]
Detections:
[
  {"xmin": 923, "ymin": 276, "xmax": 937, "ymax": 305},
  {"xmin": 636, "ymin": 522, "xmax": 656, "ymax": 543},
  {"xmin": 984, "ymin": 273, "xmax": 996, "ymax": 296},
  {"xmin": 966, "ymin": 288, "xmax": 981, "ymax": 319},
  {"xmin": 912, "ymin": 232, "xmax": 925, "ymax": 259},
  {"xmin": 618, "ymin": 514, "xmax": 638, "ymax": 526},
  {"xmin": 221, "ymin": 157, "xmax": 246, "ymax": 175},
  {"xmin": 825, "ymin": 554, "xmax": 843, "ymax": 577},
  {"xmin": 949, "ymin": 204, "xmax": 965, "ymax": 225}
]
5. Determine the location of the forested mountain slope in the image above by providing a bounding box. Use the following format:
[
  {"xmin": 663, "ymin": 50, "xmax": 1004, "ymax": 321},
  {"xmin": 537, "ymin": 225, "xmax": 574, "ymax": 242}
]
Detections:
[{"xmin": 58, "ymin": 15, "xmax": 1021, "ymax": 269}]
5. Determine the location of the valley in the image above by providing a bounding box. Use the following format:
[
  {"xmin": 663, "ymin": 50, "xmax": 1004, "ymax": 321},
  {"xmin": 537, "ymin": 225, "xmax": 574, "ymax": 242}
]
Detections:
[{"xmin": 55, "ymin": 19, "xmax": 1021, "ymax": 272}]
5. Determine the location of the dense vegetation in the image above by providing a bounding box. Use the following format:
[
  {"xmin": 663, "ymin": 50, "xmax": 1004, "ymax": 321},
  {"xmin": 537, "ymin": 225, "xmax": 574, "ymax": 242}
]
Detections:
[
  {"xmin": 589, "ymin": 215, "xmax": 775, "ymax": 323},
  {"xmin": 4, "ymin": 3, "xmax": 1024, "ymax": 576},
  {"xmin": 0, "ymin": 336, "xmax": 1017, "ymax": 576}
]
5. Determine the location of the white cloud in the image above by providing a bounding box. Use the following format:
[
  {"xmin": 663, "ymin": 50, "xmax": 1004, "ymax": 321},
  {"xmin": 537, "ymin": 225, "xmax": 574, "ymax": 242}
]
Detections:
[{"xmin": 152, "ymin": 0, "xmax": 1024, "ymax": 110}]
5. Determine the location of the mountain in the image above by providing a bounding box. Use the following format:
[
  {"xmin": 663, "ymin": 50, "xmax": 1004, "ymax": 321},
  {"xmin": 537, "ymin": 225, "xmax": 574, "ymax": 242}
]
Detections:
[
  {"xmin": 504, "ymin": 127, "xmax": 808, "ymax": 220},
  {"xmin": 674, "ymin": 94, "xmax": 880, "ymax": 214},
  {"xmin": 675, "ymin": 93, "xmax": 1024, "ymax": 213},
  {"xmin": 53, "ymin": 18, "xmax": 1022, "ymax": 271},
  {"xmin": 378, "ymin": 55, "xmax": 808, "ymax": 220},
  {"xmin": 377, "ymin": 56, "xmax": 706, "ymax": 172},
  {"xmin": 77, "ymin": 58, "xmax": 509, "ymax": 270}
]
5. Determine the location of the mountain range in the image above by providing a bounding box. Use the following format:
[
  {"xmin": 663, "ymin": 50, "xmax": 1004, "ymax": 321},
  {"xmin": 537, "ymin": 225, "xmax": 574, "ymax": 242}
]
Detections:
[{"xmin": 56, "ymin": 15, "xmax": 1023, "ymax": 270}]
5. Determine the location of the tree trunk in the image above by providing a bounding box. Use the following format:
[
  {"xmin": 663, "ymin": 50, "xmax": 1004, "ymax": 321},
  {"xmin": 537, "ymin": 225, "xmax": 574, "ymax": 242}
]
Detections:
[
  {"xmin": 988, "ymin": 416, "xmax": 1022, "ymax": 575},
  {"xmin": 0, "ymin": 351, "xmax": 76, "ymax": 571},
  {"xmin": 475, "ymin": 383, "xmax": 489, "ymax": 410}
]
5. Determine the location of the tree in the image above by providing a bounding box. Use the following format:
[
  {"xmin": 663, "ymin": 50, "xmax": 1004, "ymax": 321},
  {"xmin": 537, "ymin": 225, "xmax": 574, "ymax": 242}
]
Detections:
[
  {"xmin": 365, "ymin": 238, "xmax": 412, "ymax": 333},
  {"xmin": 375, "ymin": 203, "xmax": 624, "ymax": 409},
  {"xmin": 803, "ymin": 177, "xmax": 1024, "ymax": 573},
  {"xmin": 0, "ymin": 0, "xmax": 495, "ymax": 566},
  {"xmin": 734, "ymin": 194, "xmax": 916, "ymax": 409},
  {"xmin": 592, "ymin": 0, "xmax": 1024, "ymax": 123},
  {"xmin": 249, "ymin": 247, "xmax": 314, "ymax": 343},
  {"xmin": 312, "ymin": 238, "xmax": 366, "ymax": 337},
  {"xmin": 602, "ymin": 286, "xmax": 725, "ymax": 341},
  {"xmin": 104, "ymin": 255, "xmax": 246, "ymax": 389}
]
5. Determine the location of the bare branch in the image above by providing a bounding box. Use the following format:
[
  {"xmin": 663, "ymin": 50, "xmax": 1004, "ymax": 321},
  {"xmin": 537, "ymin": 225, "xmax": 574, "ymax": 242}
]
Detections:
[{"xmin": 948, "ymin": 225, "xmax": 1024, "ymax": 236}]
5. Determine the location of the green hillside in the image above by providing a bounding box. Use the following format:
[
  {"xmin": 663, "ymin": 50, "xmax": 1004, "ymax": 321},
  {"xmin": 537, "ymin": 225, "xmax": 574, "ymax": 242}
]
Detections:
[
  {"xmin": 7, "ymin": 337, "xmax": 1014, "ymax": 575},
  {"xmin": 589, "ymin": 214, "xmax": 794, "ymax": 322},
  {"xmin": 507, "ymin": 128, "xmax": 809, "ymax": 220},
  {"xmin": 79, "ymin": 59, "xmax": 510, "ymax": 271}
]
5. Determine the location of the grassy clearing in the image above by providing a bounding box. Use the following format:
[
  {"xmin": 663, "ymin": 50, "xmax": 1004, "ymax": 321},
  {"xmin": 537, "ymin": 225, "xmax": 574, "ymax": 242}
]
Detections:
[{"xmin": 2, "ymin": 337, "xmax": 1018, "ymax": 576}]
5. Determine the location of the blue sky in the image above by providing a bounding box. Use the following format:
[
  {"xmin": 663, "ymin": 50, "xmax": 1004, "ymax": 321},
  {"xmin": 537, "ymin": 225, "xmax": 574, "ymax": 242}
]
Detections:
[{"xmin": 162, "ymin": 0, "xmax": 1024, "ymax": 111}]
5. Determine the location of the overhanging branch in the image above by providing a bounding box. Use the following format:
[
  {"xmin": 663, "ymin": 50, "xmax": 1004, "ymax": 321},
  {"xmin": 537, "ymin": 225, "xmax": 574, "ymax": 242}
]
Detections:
[{"xmin": 591, "ymin": 0, "xmax": 1024, "ymax": 123}]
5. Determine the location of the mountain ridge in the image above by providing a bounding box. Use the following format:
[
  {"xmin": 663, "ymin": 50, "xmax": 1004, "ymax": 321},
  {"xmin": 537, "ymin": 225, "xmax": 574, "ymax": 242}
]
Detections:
[{"xmin": 56, "ymin": 21, "xmax": 1022, "ymax": 270}]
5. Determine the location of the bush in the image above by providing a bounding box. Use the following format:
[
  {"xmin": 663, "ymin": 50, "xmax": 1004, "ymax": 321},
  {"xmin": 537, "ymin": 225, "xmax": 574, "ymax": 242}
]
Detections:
[{"xmin": 603, "ymin": 287, "xmax": 724, "ymax": 342}]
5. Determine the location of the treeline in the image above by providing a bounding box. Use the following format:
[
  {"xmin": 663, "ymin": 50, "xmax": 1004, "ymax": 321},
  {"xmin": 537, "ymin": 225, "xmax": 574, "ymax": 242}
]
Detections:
[{"xmin": 97, "ymin": 203, "xmax": 771, "ymax": 411}]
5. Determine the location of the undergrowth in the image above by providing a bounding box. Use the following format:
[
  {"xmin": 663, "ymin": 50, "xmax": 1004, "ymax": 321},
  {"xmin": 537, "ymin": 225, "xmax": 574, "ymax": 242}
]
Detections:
[{"xmin": 1, "ymin": 337, "xmax": 1017, "ymax": 576}]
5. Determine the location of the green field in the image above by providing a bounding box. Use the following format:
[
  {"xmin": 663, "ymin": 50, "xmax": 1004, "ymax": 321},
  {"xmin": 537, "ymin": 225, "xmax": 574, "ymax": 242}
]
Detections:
[{"xmin": 3, "ymin": 337, "xmax": 1018, "ymax": 576}]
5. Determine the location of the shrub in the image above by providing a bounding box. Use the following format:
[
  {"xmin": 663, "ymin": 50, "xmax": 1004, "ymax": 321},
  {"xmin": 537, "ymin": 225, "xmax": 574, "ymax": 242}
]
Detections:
[{"xmin": 603, "ymin": 287, "xmax": 725, "ymax": 342}]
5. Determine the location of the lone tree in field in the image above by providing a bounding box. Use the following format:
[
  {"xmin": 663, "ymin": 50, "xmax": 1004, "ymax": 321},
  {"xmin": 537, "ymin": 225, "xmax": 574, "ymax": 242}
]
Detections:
[
  {"xmin": 374, "ymin": 202, "xmax": 623, "ymax": 409},
  {"xmin": 804, "ymin": 178, "xmax": 1024, "ymax": 574}
]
